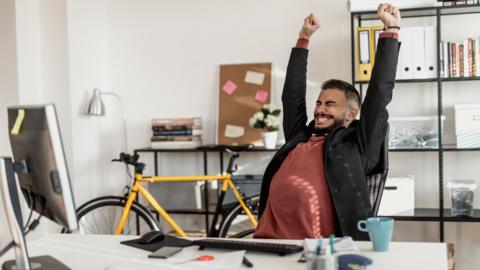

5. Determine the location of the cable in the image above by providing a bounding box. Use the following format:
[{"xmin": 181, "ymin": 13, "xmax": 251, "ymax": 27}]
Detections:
[
  {"xmin": 23, "ymin": 192, "xmax": 34, "ymax": 231},
  {"xmin": 0, "ymin": 214, "xmax": 42, "ymax": 258}
]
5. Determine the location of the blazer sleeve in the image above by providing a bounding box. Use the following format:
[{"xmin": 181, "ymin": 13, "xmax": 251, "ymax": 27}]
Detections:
[
  {"xmin": 357, "ymin": 37, "xmax": 400, "ymax": 172},
  {"xmin": 281, "ymin": 48, "xmax": 309, "ymax": 142}
]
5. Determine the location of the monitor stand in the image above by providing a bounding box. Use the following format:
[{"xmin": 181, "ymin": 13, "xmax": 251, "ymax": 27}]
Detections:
[{"xmin": 0, "ymin": 157, "xmax": 70, "ymax": 270}]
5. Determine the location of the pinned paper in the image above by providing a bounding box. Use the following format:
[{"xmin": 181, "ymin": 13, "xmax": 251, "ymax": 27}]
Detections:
[
  {"xmin": 244, "ymin": 71, "xmax": 265, "ymax": 85},
  {"xmin": 224, "ymin": 124, "xmax": 245, "ymax": 138},
  {"xmin": 222, "ymin": 80, "xmax": 237, "ymax": 95},
  {"xmin": 255, "ymin": 90, "xmax": 269, "ymax": 103}
]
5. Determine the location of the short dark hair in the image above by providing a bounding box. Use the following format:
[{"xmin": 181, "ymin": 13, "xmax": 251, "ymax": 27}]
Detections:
[{"xmin": 321, "ymin": 79, "xmax": 361, "ymax": 109}]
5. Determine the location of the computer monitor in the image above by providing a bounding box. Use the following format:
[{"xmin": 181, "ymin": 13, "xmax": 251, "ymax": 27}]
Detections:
[{"xmin": 0, "ymin": 104, "xmax": 78, "ymax": 270}]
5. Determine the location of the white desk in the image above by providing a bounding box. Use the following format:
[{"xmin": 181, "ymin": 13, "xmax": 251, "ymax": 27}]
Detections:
[{"xmin": 0, "ymin": 234, "xmax": 447, "ymax": 270}]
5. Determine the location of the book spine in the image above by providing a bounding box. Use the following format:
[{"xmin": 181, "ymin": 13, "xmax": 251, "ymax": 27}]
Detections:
[
  {"xmin": 440, "ymin": 41, "xmax": 445, "ymax": 78},
  {"xmin": 448, "ymin": 42, "xmax": 452, "ymax": 78},
  {"xmin": 152, "ymin": 124, "xmax": 200, "ymax": 131},
  {"xmin": 152, "ymin": 129, "xmax": 202, "ymax": 136},
  {"xmin": 453, "ymin": 42, "xmax": 457, "ymax": 78},
  {"xmin": 476, "ymin": 37, "xmax": 480, "ymax": 77},
  {"xmin": 151, "ymin": 135, "xmax": 202, "ymax": 142},
  {"xmin": 151, "ymin": 117, "xmax": 202, "ymax": 126},
  {"xmin": 468, "ymin": 38, "xmax": 473, "ymax": 77},
  {"xmin": 473, "ymin": 39, "xmax": 477, "ymax": 76},
  {"xmin": 459, "ymin": 44, "xmax": 464, "ymax": 77}
]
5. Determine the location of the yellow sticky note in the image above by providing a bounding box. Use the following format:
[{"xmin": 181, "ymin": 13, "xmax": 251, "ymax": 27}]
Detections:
[{"xmin": 11, "ymin": 109, "xmax": 25, "ymax": 135}]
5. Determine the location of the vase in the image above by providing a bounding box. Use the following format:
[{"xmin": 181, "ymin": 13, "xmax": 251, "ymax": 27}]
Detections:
[{"xmin": 261, "ymin": 131, "xmax": 278, "ymax": 149}]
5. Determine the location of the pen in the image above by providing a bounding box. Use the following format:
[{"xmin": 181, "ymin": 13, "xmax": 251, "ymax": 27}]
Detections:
[
  {"xmin": 329, "ymin": 235, "xmax": 335, "ymax": 254},
  {"xmin": 316, "ymin": 236, "xmax": 323, "ymax": 255},
  {"xmin": 242, "ymin": 256, "xmax": 253, "ymax": 268}
]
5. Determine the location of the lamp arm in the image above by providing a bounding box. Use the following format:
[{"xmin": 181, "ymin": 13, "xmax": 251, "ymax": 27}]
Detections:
[{"xmin": 101, "ymin": 92, "xmax": 128, "ymax": 153}]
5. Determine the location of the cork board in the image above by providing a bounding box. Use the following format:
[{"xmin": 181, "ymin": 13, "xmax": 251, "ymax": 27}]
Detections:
[{"xmin": 217, "ymin": 63, "xmax": 272, "ymax": 145}]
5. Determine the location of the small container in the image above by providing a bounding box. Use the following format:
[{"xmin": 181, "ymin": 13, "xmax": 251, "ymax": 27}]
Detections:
[
  {"xmin": 447, "ymin": 180, "xmax": 477, "ymax": 217},
  {"xmin": 389, "ymin": 116, "xmax": 446, "ymax": 149}
]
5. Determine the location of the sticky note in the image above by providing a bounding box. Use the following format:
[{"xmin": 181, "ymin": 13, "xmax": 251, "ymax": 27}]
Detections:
[
  {"xmin": 244, "ymin": 71, "xmax": 265, "ymax": 85},
  {"xmin": 222, "ymin": 80, "xmax": 237, "ymax": 95},
  {"xmin": 255, "ymin": 90, "xmax": 268, "ymax": 103},
  {"xmin": 224, "ymin": 125, "xmax": 245, "ymax": 138}
]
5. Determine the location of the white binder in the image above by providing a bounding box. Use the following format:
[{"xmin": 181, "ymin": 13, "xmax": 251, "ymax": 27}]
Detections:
[
  {"xmin": 397, "ymin": 27, "xmax": 413, "ymax": 80},
  {"xmin": 412, "ymin": 26, "xmax": 426, "ymax": 79},
  {"xmin": 424, "ymin": 26, "xmax": 437, "ymax": 79}
]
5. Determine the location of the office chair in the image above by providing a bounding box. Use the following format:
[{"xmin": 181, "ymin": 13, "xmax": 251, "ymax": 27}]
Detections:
[
  {"xmin": 230, "ymin": 125, "xmax": 390, "ymax": 238},
  {"xmin": 366, "ymin": 124, "xmax": 389, "ymax": 216}
]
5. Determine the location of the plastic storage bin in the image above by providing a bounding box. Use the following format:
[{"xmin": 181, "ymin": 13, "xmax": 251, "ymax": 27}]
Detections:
[
  {"xmin": 447, "ymin": 180, "xmax": 477, "ymax": 217},
  {"xmin": 389, "ymin": 115, "xmax": 446, "ymax": 149}
]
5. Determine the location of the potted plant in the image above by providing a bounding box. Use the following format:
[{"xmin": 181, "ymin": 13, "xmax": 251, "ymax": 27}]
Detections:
[{"xmin": 249, "ymin": 104, "xmax": 281, "ymax": 149}]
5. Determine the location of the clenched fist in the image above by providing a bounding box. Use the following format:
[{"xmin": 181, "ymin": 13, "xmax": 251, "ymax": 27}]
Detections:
[
  {"xmin": 377, "ymin": 2, "xmax": 401, "ymax": 30},
  {"xmin": 298, "ymin": 13, "xmax": 320, "ymax": 40}
]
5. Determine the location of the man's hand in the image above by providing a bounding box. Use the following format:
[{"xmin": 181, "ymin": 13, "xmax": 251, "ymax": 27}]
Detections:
[
  {"xmin": 377, "ymin": 3, "xmax": 401, "ymax": 32},
  {"xmin": 298, "ymin": 13, "xmax": 320, "ymax": 40}
]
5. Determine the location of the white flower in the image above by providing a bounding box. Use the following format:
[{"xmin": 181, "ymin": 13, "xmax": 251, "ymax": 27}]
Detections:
[
  {"xmin": 249, "ymin": 117, "xmax": 257, "ymax": 127},
  {"xmin": 262, "ymin": 104, "xmax": 270, "ymax": 111},
  {"xmin": 264, "ymin": 115, "xmax": 277, "ymax": 128},
  {"xmin": 253, "ymin": 112, "xmax": 264, "ymax": 121}
]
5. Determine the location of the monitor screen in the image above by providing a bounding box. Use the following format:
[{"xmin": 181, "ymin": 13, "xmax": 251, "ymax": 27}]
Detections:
[{"xmin": 7, "ymin": 104, "xmax": 77, "ymax": 231}]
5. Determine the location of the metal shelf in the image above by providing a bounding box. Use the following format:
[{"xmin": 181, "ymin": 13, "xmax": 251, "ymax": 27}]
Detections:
[
  {"xmin": 356, "ymin": 77, "xmax": 480, "ymax": 85},
  {"xmin": 352, "ymin": 4, "xmax": 480, "ymax": 20},
  {"xmin": 389, "ymin": 147, "xmax": 480, "ymax": 152},
  {"xmin": 351, "ymin": 3, "xmax": 480, "ymax": 242},
  {"xmin": 135, "ymin": 146, "xmax": 279, "ymax": 153},
  {"xmin": 382, "ymin": 208, "xmax": 480, "ymax": 222}
]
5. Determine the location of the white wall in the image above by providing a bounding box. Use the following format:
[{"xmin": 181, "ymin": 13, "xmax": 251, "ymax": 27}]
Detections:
[
  {"xmin": 0, "ymin": 0, "xmax": 19, "ymax": 247},
  {"xmin": 1, "ymin": 1, "xmax": 480, "ymax": 269}
]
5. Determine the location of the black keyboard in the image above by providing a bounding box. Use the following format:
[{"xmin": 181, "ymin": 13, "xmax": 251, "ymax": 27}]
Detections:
[{"xmin": 192, "ymin": 239, "xmax": 303, "ymax": 256}]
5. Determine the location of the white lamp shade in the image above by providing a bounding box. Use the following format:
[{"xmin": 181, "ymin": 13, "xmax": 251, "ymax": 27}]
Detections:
[{"xmin": 85, "ymin": 88, "xmax": 105, "ymax": 116}]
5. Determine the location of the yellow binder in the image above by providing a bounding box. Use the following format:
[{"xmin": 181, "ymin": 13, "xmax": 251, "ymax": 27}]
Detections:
[
  {"xmin": 356, "ymin": 27, "xmax": 373, "ymax": 81},
  {"xmin": 371, "ymin": 26, "xmax": 385, "ymax": 61}
]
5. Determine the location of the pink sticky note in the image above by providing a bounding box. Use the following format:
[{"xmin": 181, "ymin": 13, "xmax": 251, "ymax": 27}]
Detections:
[
  {"xmin": 255, "ymin": 90, "xmax": 269, "ymax": 103},
  {"xmin": 222, "ymin": 80, "xmax": 237, "ymax": 95}
]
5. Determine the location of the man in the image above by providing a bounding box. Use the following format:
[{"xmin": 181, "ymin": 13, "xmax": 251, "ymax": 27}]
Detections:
[{"xmin": 254, "ymin": 3, "xmax": 401, "ymax": 240}]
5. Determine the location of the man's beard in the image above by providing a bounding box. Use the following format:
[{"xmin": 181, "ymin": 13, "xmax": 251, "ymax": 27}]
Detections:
[{"xmin": 312, "ymin": 112, "xmax": 347, "ymax": 135}]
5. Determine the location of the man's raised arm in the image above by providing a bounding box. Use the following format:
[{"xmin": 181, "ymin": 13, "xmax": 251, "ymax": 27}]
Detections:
[
  {"xmin": 281, "ymin": 14, "xmax": 320, "ymax": 141},
  {"xmin": 358, "ymin": 3, "xmax": 401, "ymax": 172}
]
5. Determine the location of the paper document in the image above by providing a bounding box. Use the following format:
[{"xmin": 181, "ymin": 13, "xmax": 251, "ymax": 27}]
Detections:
[
  {"xmin": 106, "ymin": 251, "xmax": 245, "ymax": 270},
  {"xmin": 244, "ymin": 71, "xmax": 265, "ymax": 85},
  {"xmin": 303, "ymin": 237, "xmax": 359, "ymax": 254},
  {"xmin": 224, "ymin": 124, "xmax": 245, "ymax": 138}
]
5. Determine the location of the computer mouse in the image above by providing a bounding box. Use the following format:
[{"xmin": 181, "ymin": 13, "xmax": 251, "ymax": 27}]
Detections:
[{"xmin": 138, "ymin": 230, "xmax": 165, "ymax": 244}]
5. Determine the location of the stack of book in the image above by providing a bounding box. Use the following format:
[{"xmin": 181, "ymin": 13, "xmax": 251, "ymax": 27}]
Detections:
[
  {"xmin": 440, "ymin": 38, "xmax": 480, "ymax": 78},
  {"xmin": 150, "ymin": 117, "xmax": 202, "ymax": 149}
]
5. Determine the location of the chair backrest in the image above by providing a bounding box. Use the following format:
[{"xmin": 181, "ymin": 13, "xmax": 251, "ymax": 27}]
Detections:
[{"xmin": 366, "ymin": 125, "xmax": 389, "ymax": 216}]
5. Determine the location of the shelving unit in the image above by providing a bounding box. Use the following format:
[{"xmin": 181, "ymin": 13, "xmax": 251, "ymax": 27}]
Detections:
[{"xmin": 351, "ymin": 4, "xmax": 480, "ymax": 242}]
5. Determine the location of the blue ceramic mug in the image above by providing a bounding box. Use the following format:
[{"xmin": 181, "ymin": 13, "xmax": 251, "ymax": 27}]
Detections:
[{"xmin": 357, "ymin": 217, "xmax": 394, "ymax": 252}]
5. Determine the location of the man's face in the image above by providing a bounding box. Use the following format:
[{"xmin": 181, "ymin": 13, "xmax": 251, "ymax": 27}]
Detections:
[{"xmin": 313, "ymin": 88, "xmax": 357, "ymax": 131}]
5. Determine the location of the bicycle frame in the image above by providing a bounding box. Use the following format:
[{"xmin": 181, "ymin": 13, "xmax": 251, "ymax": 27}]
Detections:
[{"xmin": 115, "ymin": 172, "xmax": 258, "ymax": 237}]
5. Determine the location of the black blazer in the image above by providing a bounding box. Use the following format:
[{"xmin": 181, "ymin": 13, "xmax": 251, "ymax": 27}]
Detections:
[{"xmin": 258, "ymin": 37, "xmax": 400, "ymax": 240}]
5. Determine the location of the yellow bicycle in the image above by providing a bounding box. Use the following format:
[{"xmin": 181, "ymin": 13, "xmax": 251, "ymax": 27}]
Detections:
[{"xmin": 69, "ymin": 148, "xmax": 259, "ymax": 237}]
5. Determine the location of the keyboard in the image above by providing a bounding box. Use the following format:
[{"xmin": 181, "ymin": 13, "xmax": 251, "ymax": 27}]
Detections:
[{"xmin": 192, "ymin": 239, "xmax": 303, "ymax": 256}]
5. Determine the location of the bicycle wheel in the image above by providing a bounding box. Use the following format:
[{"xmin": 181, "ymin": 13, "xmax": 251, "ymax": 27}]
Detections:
[
  {"xmin": 218, "ymin": 195, "xmax": 260, "ymax": 238},
  {"xmin": 71, "ymin": 196, "xmax": 160, "ymax": 235}
]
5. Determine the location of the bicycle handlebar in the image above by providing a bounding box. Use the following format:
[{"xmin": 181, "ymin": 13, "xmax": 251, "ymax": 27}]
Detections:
[{"xmin": 112, "ymin": 152, "xmax": 145, "ymax": 174}]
